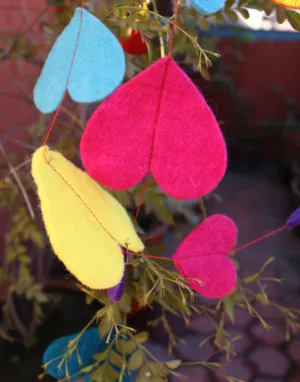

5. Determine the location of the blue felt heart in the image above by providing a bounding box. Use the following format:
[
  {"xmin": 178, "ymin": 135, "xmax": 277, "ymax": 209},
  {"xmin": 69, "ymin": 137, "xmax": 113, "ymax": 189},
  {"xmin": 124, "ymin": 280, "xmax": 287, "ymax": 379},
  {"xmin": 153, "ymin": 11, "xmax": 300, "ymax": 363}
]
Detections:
[
  {"xmin": 43, "ymin": 327, "xmax": 105, "ymax": 381},
  {"xmin": 34, "ymin": 7, "xmax": 125, "ymax": 114},
  {"xmin": 43, "ymin": 327, "xmax": 136, "ymax": 381},
  {"xmin": 191, "ymin": 0, "xmax": 225, "ymax": 14}
]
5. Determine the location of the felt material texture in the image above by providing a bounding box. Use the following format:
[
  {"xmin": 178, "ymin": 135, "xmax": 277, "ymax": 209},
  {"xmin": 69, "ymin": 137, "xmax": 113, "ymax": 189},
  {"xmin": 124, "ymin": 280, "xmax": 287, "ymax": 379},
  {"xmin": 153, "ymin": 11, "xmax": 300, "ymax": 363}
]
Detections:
[
  {"xmin": 80, "ymin": 57, "xmax": 226, "ymax": 200},
  {"xmin": 43, "ymin": 328, "xmax": 135, "ymax": 382},
  {"xmin": 272, "ymin": 0, "xmax": 300, "ymax": 8},
  {"xmin": 108, "ymin": 252, "xmax": 126, "ymax": 301},
  {"xmin": 108, "ymin": 276, "xmax": 124, "ymax": 301},
  {"xmin": 31, "ymin": 146, "xmax": 144, "ymax": 290},
  {"xmin": 173, "ymin": 215, "xmax": 238, "ymax": 298},
  {"xmin": 34, "ymin": 7, "xmax": 125, "ymax": 114},
  {"xmin": 286, "ymin": 207, "xmax": 300, "ymax": 228},
  {"xmin": 191, "ymin": 0, "xmax": 225, "ymax": 14},
  {"xmin": 43, "ymin": 327, "xmax": 104, "ymax": 381}
]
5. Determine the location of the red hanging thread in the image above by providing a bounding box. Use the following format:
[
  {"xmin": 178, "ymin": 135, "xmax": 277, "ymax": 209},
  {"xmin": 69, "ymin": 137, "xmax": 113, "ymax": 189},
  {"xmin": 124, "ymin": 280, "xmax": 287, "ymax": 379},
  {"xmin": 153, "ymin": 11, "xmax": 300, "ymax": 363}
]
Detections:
[{"xmin": 234, "ymin": 224, "xmax": 288, "ymax": 253}]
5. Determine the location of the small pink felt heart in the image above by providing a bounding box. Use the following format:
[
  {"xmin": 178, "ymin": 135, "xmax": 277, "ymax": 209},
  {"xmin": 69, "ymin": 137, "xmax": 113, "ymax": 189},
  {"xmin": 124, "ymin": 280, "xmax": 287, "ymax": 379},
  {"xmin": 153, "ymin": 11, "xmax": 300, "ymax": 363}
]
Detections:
[
  {"xmin": 80, "ymin": 57, "xmax": 227, "ymax": 200},
  {"xmin": 173, "ymin": 215, "xmax": 238, "ymax": 298}
]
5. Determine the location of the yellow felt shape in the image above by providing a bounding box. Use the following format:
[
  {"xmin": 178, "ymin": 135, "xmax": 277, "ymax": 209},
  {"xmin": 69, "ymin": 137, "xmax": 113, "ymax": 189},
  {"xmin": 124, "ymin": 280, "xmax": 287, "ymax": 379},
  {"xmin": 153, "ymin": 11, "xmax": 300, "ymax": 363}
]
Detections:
[
  {"xmin": 31, "ymin": 146, "xmax": 144, "ymax": 290},
  {"xmin": 272, "ymin": 0, "xmax": 300, "ymax": 8}
]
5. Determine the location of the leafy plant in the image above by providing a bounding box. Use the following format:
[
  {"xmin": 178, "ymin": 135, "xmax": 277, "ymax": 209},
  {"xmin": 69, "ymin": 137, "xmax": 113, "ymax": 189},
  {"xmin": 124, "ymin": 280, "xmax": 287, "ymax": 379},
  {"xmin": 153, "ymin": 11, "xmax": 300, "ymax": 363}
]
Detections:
[{"xmin": 1, "ymin": 1, "xmax": 300, "ymax": 381}]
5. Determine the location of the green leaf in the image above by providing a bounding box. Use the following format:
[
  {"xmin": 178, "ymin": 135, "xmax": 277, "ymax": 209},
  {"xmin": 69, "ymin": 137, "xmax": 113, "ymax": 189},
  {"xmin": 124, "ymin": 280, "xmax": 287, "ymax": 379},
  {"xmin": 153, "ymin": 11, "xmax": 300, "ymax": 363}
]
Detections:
[
  {"xmin": 109, "ymin": 350, "xmax": 123, "ymax": 368},
  {"xmin": 116, "ymin": 339, "xmax": 136, "ymax": 355},
  {"xmin": 31, "ymin": 231, "xmax": 44, "ymax": 248},
  {"xmin": 99, "ymin": 316, "xmax": 111, "ymax": 338},
  {"xmin": 153, "ymin": 203, "xmax": 174, "ymax": 225},
  {"xmin": 134, "ymin": 331, "xmax": 149, "ymax": 344},
  {"xmin": 93, "ymin": 351, "xmax": 108, "ymax": 362},
  {"xmin": 223, "ymin": 294, "xmax": 235, "ymax": 323},
  {"xmin": 225, "ymin": 0, "xmax": 235, "ymax": 9},
  {"xmin": 226, "ymin": 10, "xmax": 239, "ymax": 23},
  {"xmin": 165, "ymin": 359, "xmax": 182, "ymax": 370},
  {"xmin": 89, "ymin": 364, "xmax": 105, "ymax": 381},
  {"xmin": 287, "ymin": 10, "xmax": 300, "ymax": 31},
  {"xmin": 243, "ymin": 273, "xmax": 259, "ymax": 283},
  {"xmin": 81, "ymin": 364, "xmax": 94, "ymax": 373},
  {"xmin": 276, "ymin": 7, "xmax": 287, "ymax": 24},
  {"xmin": 128, "ymin": 350, "xmax": 144, "ymax": 372},
  {"xmin": 264, "ymin": 0, "xmax": 274, "ymax": 16},
  {"xmin": 196, "ymin": 17, "xmax": 210, "ymax": 31},
  {"xmin": 238, "ymin": 8, "xmax": 250, "ymax": 19},
  {"xmin": 106, "ymin": 364, "xmax": 120, "ymax": 379},
  {"xmin": 215, "ymin": 13, "xmax": 226, "ymax": 25},
  {"xmin": 119, "ymin": 293, "xmax": 132, "ymax": 314},
  {"xmin": 136, "ymin": 363, "xmax": 166, "ymax": 382}
]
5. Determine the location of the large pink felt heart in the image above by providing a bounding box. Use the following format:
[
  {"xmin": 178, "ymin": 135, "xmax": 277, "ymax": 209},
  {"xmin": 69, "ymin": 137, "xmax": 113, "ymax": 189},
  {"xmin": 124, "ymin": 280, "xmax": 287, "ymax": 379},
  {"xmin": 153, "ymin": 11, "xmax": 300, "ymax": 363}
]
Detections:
[
  {"xmin": 80, "ymin": 57, "xmax": 227, "ymax": 200},
  {"xmin": 173, "ymin": 215, "xmax": 238, "ymax": 298}
]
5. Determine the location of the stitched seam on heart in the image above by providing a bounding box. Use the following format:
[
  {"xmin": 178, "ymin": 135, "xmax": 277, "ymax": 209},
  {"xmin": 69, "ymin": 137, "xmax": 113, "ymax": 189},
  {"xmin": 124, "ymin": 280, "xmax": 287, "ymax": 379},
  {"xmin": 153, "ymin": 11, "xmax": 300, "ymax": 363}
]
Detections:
[
  {"xmin": 148, "ymin": 57, "xmax": 170, "ymax": 170},
  {"xmin": 175, "ymin": 252, "xmax": 230, "ymax": 261}
]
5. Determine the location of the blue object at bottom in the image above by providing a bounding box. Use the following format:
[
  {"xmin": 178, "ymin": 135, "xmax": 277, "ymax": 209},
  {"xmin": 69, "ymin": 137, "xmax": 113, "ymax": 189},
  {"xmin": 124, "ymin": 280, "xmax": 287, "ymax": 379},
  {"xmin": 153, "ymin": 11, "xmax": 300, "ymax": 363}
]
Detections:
[{"xmin": 43, "ymin": 327, "xmax": 135, "ymax": 381}]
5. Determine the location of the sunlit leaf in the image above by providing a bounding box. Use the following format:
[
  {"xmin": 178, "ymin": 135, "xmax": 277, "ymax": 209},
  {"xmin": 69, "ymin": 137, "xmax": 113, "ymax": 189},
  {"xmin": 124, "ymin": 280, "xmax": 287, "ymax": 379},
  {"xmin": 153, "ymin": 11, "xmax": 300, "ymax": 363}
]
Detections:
[
  {"xmin": 223, "ymin": 294, "xmax": 235, "ymax": 323},
  {"xmin": 134, "ymin": 331, "xmax": 149, "ymax": 344},
  {"xmin": 165, "ymin": 359, "xmax": 182, "ymax": 369},
  {"xmin": 109, "ymin": 350, "xmax": 123, "ymax": 367},
  {"xmin": 287, "ymin": 10, "xmax": 300, "ymax": 31},
  {"xmin": 276, "ymin": 7, "xmax": 287, "ymax": 24},
  {"xmin": 128, "ymin": 350, "xmax": 144, "ymax": 372}
]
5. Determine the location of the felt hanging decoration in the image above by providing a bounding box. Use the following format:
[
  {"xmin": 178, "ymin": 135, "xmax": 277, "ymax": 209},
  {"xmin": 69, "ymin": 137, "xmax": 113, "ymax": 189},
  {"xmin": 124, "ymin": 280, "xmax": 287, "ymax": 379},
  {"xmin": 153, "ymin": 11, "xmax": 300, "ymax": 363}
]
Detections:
[
  {"xmin": 43, "ymin": 328, "xmax": 104, "ymax": 381},
  {"xmin": 31, "ymin": 146, "xmax": 144, "ymax": 290},
  {"xmin": 34, "ymin": 7, "xmax": 125, "ymax": 114},
  {"xmin": 286, "ymin": 207, "xmax": 300, "ymax": 228},
  {"xmin": 120, "ymin": 29, "xmax": 148, "ymax": 56},
  {"xmin": 80, "ymin": 56, "xmax": 227, "ymax": 200},
  {"xmin": 43, "ymin": 327, "xmax": 135, "ymax": 382},
  {"xmin": 271, "ymin": 0, "xmax": 300, "ymax": 8},
  {"xmin": 191, "ymin": 0, "xmax": 225, "ymax": 14},
  {"xmin": 108, "ymin": 276, "xmax": 125, "ymax": 302},
  {"xmin": 173, "ymin": 215, "xmax": 238, "ymax": 298},
  {"xmin": 108, "ymin": 253, "xmax": 126, "ymax": 302}
]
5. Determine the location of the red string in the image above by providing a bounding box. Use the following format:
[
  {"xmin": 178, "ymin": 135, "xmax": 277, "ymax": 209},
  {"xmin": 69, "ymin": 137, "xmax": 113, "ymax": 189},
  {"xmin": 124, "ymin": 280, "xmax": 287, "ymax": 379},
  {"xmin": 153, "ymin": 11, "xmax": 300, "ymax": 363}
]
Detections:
[
  {"xmin": 168, "ymin": 0, "xmax": 180, "ymax": 58},
  {"xmin": 235, "ymin": 224, "xmax": 288, "ymax": 253}
]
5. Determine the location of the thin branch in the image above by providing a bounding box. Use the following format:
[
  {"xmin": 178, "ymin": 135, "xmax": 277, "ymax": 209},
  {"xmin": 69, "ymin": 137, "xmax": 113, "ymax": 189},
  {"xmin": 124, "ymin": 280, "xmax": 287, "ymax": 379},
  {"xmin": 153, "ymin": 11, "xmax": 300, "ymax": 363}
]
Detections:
[
  {"xmin": 0, "ymin": 158, "xmax": 32, "ymax": 183},
  {"xmin": 152, "ymin": 0, "xmax": 166, "ymax": 58},
  {"xmin": 7, "ymin": 293, "xmax": 30, "ymax": 340},
  {"xmin": 0, "ymin": 140, "xmax": 35, "ymax": 219}
]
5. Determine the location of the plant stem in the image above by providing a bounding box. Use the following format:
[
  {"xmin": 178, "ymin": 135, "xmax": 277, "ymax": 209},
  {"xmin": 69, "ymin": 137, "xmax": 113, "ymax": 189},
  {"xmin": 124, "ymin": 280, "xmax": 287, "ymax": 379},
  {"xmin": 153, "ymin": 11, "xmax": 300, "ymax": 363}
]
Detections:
[
  {"xmin": 199, "ymin": 198, "xmax": 208, "ymax": 219},
  {"xmin": 0, "ymin": 140, "xmax": 35, "ymax": 219},
  {"xmin": 152, "ymin": 0, "xmax": 166, "ymax": 58}
]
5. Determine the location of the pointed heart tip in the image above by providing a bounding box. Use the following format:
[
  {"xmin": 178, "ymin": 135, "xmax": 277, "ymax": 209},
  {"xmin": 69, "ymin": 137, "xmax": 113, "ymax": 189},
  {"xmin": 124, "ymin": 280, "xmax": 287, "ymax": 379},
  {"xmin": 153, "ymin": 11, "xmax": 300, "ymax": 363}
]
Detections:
[
  {"xmin": 191, "ymin": 0, "xmax": 225, "ymax": 14},
  {"xmin": 286, "ymin": 207, "xmax": 300, "ymax": 229}
]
